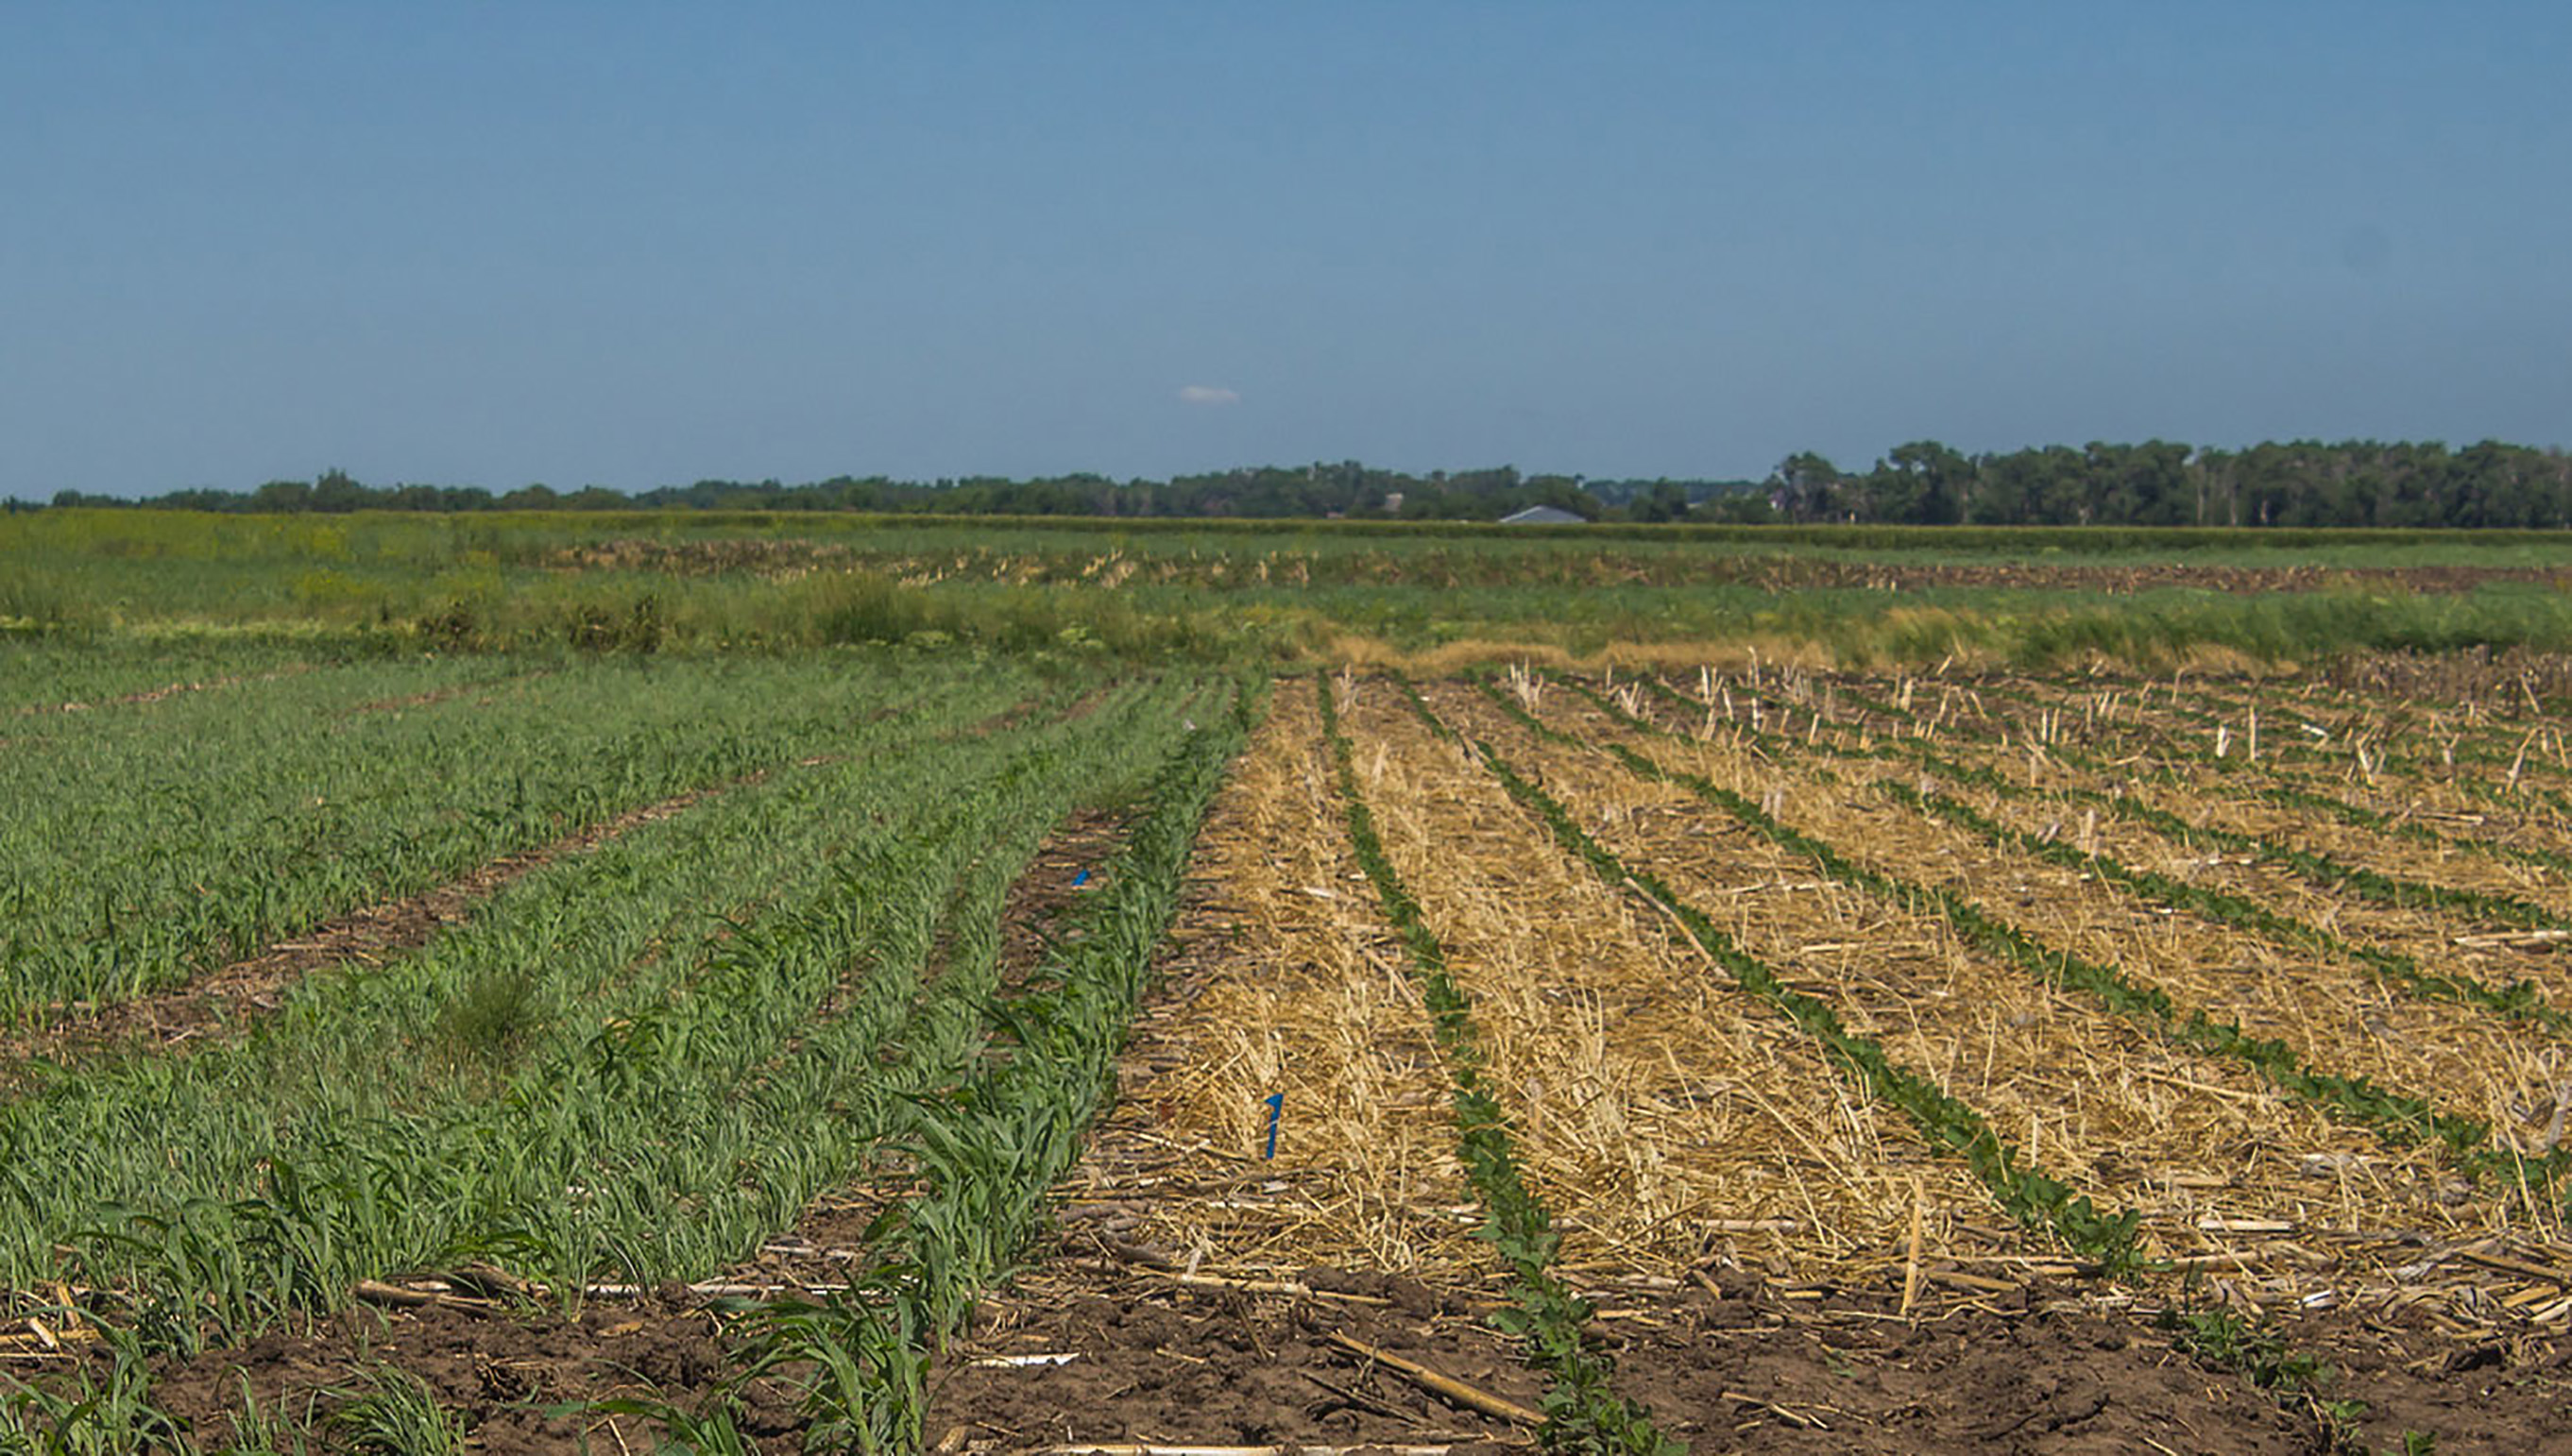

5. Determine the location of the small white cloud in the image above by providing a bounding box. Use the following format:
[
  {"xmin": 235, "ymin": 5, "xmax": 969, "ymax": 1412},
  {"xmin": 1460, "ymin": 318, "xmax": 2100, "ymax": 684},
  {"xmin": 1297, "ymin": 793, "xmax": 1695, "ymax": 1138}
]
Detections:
[{"xmin": 1177, "ymin": 384, "xmax": 1241, "ymax": 406}]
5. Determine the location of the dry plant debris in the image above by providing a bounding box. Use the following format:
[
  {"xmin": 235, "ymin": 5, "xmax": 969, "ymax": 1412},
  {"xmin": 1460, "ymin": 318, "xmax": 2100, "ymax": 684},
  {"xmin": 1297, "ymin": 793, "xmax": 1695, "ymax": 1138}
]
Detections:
[
  {"xmin": 1050, "ymin": 686, "xmax": 1498, "ymax": 1282},
  {"xmin": 1348, "ymin": 685, "xmax": 2003, "ymax": 1285}
]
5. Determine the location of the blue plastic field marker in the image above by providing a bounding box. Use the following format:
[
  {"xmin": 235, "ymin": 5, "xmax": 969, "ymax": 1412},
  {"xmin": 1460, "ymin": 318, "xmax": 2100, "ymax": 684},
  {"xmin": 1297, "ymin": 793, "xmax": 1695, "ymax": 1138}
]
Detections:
[{"xmin": 1263, "ymin": 1092, "xmax": 1283, "ymax": 1160}]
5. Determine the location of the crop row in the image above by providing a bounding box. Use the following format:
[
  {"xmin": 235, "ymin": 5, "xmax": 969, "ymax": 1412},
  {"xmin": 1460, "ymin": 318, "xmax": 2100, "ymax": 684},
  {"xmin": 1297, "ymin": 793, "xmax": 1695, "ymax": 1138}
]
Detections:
[
  {"xmin": 3, "ymin": 674, "xmax": 1248, "ymax": 1452},
  {"xmin": 1413, "ymin": 684, "xmax": 2148, "ymax": 1267},
  {"xmin": 0, "ymin": 637, "xmax": 341, "ymax": 720},
  {"xmin": 0, "ymin": 673, "xmax": 1205, "ymax": 1343},
  {"xmin": 1604, "ymin": 669, "xmax": 2572, "ymax": 1026},
  {"xmin": 1574, "ymin": 674, "xmax": 2572, "ymax": 1160},
  {"xmin": 634, "ymin": 676, "xmax": 1256, "ymax": 1453},
  {"xmin": 1518, "ymin": 679, "xmax": 2572, "ymax": 1211},
  {"xmin": 0, "ymin": 653, "xmax": 1069, "ymax": 1024},
  {"xmin": 1910, "ymin": 671, "xmax": 2572, "ymax": 831},
  {"xmin": 1410, "ymin": 681, "xmax": 2463, "ymax": 1444},
  {"xmin": 1314, "ymin": 676, "xmax": 1679, "ymax": 1452}
]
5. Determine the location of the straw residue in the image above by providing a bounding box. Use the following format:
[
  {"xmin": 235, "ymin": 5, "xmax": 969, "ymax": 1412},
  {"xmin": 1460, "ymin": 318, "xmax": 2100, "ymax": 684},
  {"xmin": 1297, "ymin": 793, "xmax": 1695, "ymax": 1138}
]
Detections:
[
  {"xmin": 1428, "ymin": 682, "xmax": 2473, "ymax": 1269},
  {"xmin": 1052, "ymin": 684, "xmax": 1496, "ymax": 1280},
  {"xmin": 1350, "ymin": 684, "xmax": 1999, "ymax": 1282}
]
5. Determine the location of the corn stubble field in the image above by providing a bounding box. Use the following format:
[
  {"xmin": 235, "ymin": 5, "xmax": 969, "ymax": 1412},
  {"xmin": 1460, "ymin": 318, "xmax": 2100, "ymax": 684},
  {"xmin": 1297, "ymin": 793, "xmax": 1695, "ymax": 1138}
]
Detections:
[{"xmin": 7, "ymin": 529, "xmax": 2572, "ymax": 1453}]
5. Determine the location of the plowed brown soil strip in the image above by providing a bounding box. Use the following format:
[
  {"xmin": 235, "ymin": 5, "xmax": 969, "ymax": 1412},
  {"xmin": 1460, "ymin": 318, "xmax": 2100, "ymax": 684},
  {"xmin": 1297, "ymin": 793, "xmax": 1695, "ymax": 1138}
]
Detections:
[
  {"xmin": 338, "ymin": 666, "xmax": 556, "ymax": 718},
  {"xmin": 11, "ymin": 663, "xmax": 314, "ymax": 718}
]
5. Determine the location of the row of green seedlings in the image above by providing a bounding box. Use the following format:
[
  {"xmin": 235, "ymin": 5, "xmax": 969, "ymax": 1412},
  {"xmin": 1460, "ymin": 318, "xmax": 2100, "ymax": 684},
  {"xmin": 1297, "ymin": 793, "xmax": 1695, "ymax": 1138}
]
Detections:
[
  {"xmin": 5, "ymin": 706, "xmax": 952, "ymax": 1320},
  {"xmin": 0, "ymin": 678, "xmax": 1234, "ymax": 1454},
  {"xmin": 1314, "ymin": 675, "xmax": 1678, "ymax": 1456},
  {"xmin": 0, "ymin": 653, "xmax": 986, "ymax": 1025},
  {"xmin": 1601, "ymin": 669, "xmax": 2572, "ymax": 1038},
  {"xmin": 0, "ymin": 706, "xmax": 973, "ymax": 1454},
  {"xmin": 0, "ymin": 658, "xmax": 605, "ymax": 1012},
  {"xmin": 1426, "ymin": 682, "xmax": 2144, "ymax": 1264},
  {"xmin": 1, "ymin": 672, "xmax": 1126, "ymax": 1307},
  {"xmin": 605, "ymin": 676, "xmax": 1257, "ymax": 1455},
  {"xmin": 1746, "ymin": 667, "xmax": 2572, "ymax": 867},
  {"xmin": 1518, "ymin": 678, "xmax": 2572, "ymax": 1215},
  {"xmin": 1948, "ymin": 672, "xmax": 2572, "ymax": 825},
  {"xmin": 1414, "ymin": 683, "xmax": 2398, "ymax": 1450},
  {"xmin": 1961, "ymin": 673, "xmax": 2572, "ymax": 884},
  {"xmin": 1699, "ymin": 664, "xmax": 2572, "ymax": 887},
  {"xmin": 2096, "ymin": 671, "xmax": 2572, "ymax": 788},
  {"xmin": 1858, "ymin": 692, "xmax": 2572, "ymax": 1010}
]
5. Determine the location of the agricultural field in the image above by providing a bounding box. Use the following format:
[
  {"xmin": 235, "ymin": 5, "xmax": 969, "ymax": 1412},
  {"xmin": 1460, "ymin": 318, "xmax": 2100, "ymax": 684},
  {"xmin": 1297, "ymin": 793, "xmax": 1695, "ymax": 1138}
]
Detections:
[{"xmin": 5, "ymin": 516, "xmax": 2572, "ymax": 1453}]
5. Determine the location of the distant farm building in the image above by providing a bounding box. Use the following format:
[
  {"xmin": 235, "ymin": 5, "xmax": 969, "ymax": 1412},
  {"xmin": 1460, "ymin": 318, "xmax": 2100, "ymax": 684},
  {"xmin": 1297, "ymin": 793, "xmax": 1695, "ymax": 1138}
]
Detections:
[{"xmin": 1498, "ymin": 504, "xmax": 1586, "ymax": 526}]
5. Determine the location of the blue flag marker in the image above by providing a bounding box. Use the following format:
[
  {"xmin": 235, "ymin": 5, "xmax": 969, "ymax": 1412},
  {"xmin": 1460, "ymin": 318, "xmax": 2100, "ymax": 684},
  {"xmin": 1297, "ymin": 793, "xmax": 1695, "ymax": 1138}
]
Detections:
[
  {"xmin": 1071, "ymin": 868, "xmax": 1091, "ymax": 888},
  {"xmin": 1263, "ymin": 1092, "xmax": 1284, "ymax": 1160}
]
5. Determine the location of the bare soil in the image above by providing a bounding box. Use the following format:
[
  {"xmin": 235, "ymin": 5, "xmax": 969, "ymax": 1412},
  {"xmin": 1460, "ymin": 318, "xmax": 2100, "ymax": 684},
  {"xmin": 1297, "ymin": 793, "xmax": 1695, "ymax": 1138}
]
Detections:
[
  {"xmin": 9, "ymin": 664, "xmax": 313, "ymax": 718},
  {"xmin": 926, "ymin": 1257, "xmax": 1538, "ymax": 1450},
  {"xmin": 123, "ymin": 1257, "xmax": 2572, "ymax": 1454},
  {"xmin": 922, "ymin": 1253, "xmax": 2572, "ymax": 1454},
  {"xmin": 338, "ymin": 668, "xmax": 555, "ymax": 719}
]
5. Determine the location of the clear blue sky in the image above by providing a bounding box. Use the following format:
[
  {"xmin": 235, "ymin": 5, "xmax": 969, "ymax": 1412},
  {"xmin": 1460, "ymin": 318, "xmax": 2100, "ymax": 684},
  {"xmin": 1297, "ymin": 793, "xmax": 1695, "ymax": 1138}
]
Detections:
[{"xmin": 4, "ymin": 2, "xmax": 2565, "ymax": 498}]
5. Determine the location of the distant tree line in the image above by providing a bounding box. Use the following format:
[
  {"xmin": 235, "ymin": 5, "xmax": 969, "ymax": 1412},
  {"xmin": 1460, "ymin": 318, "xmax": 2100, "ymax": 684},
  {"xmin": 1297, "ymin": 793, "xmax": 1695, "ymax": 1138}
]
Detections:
[
  {"xmin": 39, "ymin": 464, "xmax": 1691, "ymax": 521},
  {"xmin": 1763, "ymin": 440, "xmax": 2572, "ymax": 529},
  {"xmin": 27, "ymin": 440, "xmax": 2572, "ymax": 527}
]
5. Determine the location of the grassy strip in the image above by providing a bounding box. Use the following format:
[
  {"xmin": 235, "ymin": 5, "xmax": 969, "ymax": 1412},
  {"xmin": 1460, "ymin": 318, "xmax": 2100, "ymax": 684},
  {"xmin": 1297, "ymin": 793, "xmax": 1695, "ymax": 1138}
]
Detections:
[
  {"xmin": 0, "ymin": 676, "xmax": 1125, "ymax": 1333},
  {"xmin": 7, "ymin": 689, "xmax": 1254, "ymax": 1456},
  {"xmin": 1533, "ymin": 680, "xmax": 2572, "ymax": 1205},
  {"xmin": 1593, "ymin": 673, "xmax": 2572, "ymax": 1038},
  {"xmin": 636, "ymin": 678, "xmax": 1260, "ymax": 1454},
  {"xmin": 1317, "ymin": 677, "xmax": 1678, "ymax": 1455},
  {"xmin": 1416, "ymin": 681, "xmax": 2143, "ymax": 1272},
  {"xmin": 0, "ymin": 653, "xmax": 1009, "ymax": 1023}
]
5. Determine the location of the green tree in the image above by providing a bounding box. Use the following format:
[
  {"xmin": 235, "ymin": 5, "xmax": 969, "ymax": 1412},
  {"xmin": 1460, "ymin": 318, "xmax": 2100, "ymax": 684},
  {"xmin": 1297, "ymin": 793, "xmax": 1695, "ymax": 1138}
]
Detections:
[
  {"xmin": 1769, "ymin": 452, "xmax": 1843, "ymax": 522},
  {"xmin": 1883, "ymin": 440, "xmax": 1970, "ymax": 524}
]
